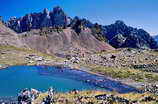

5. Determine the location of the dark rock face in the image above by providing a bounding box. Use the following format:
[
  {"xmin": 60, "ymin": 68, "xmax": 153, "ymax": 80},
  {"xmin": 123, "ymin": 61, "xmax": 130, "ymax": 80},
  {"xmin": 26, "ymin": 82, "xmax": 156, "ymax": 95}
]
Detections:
[
  {"xmin": 50, "ymin": 6, "xmax": 68, "ymax": 28},
  {"xmin": 70, "ymin": 16, "xmax": 94, "ymax": 33},
  {"xmin": 104, "ymin": 20, "xmax": 158, "ymax": 49},
  {"xmin": 40, "ymin": 8, "xmax": 52, "ymax": 27},
  {"xmin": 7, "ymin": 6, "xmax": 69, "ymax": 33}
]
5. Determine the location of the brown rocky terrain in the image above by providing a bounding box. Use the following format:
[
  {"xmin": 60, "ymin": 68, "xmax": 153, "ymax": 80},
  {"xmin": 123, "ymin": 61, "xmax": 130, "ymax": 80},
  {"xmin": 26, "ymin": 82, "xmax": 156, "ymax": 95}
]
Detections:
[
  {"xmin": 0, "ymin": 22, "xmax": 24, "ymax": 47},
  {"xmin": 20, "ymin": 27, "xmax": 114, "ymax": 54},
  {"xmin": 0, "ymin": 21, "xmax": 114, "ymax": 55}
]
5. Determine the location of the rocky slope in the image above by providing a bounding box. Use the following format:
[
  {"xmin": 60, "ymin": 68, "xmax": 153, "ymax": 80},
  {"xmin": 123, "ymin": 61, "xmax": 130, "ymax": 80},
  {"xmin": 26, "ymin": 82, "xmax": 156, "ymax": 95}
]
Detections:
[
  {"xmin": 20, "ymin": 27, "xmax": 114, "ymax": 54},
  {"xmin": 0, "ymin": 22, "xmax": 24, "ymax": 47},
  {"xmin": 6, "ymin": 6, "xmax": 158, "ymax": 49}
]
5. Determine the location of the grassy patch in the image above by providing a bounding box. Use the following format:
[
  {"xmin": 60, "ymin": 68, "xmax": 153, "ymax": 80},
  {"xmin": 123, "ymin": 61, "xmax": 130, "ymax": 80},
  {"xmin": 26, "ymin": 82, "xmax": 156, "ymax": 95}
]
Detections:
[
  {"xmin": 0, "ymin": 45, "xmax": 62, "ymax": 66},
  {"xmin": 82, "ymin": 64, "xmax": 158, "ymax": 82}
]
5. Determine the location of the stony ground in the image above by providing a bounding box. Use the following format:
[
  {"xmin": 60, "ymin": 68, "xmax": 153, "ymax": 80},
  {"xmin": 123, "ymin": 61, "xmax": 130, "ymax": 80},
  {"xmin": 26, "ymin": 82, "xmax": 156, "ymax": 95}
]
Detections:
[
  {"xmin": 60, "ymin": 48, "xmax": 158, "ymax": 82},
  {"xmin": 33, "ymin": 90, "xmax": 158, "ymax": 104},
  {"xmin": 58, "ymin": 48, "xmax": 158, "ymax": 90},
  {"xmin": 83, "ymin": 48, "xmax": 158, "ymax": 69}
]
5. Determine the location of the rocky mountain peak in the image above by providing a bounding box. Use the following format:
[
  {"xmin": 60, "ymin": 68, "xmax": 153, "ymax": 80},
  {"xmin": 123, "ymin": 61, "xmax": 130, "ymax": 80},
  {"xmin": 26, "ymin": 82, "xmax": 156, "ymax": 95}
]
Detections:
[
  {"xmin": 50, "ymin": 6, "xmax": 68, "ymax": 28},
  {"xmin": 41, "ymin": 8, "xmax": 51, "ymax": 27},
  {"xmin": 115, "ymin": 20, "xmax": 125, "ymax": 26},
  {"xmin": 53, "ymin": 6, "xmax": 64, "ymax": 14},
  {"xmin": 43, "ymin": 8, "xmax": 49, "ymax": 15},
  {"xmin": 7, "ymin": 6, "xmax": 68, "ymax": 33}
]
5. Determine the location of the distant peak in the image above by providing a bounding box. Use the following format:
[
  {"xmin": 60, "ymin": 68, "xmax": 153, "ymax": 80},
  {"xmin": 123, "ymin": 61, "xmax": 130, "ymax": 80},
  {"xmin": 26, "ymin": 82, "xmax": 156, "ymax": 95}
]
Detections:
[
  {"xmin": 43, "ymin": 8, "xmax": 49, "ymax": 14},
  {"xmin": 10, "ymin": 16, "xmax": 17, "ymax": 20},
  {"xmin": 115, "ymin": 20, "xmax": 125, "ymax": 25},
  {"xmin": 74, "ymin": 16, "xmax": 80, "ymax": 20},
  {"xmin": 53, "ymin": 6, "xmax": 64, "ymax": 13}
]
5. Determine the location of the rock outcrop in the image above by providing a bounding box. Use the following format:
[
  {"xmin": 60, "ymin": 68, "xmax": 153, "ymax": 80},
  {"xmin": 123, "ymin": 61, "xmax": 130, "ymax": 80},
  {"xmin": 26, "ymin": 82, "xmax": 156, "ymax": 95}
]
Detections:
[{"xmin": 7, "ymin": 6, "xmax": 69, "ymax": 33}]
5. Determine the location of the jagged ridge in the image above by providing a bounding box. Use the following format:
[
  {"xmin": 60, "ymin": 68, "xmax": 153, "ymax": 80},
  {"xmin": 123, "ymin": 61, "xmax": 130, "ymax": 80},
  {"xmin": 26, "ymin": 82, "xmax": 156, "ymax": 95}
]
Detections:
[{"xmin": 5, "ymin": 6, "xmax": 158, "ymax": 49}]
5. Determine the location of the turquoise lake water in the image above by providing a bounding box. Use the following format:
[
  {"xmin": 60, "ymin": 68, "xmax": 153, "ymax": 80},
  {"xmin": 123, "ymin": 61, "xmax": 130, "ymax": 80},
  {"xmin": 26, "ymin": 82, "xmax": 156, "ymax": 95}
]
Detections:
[
  {"xmin": 0, "ymin": 66, "xmax": 139, "ymax": 97},
  {"xmin": 0, "ymin": 66, "xmax": 101, "ymax": 97}
]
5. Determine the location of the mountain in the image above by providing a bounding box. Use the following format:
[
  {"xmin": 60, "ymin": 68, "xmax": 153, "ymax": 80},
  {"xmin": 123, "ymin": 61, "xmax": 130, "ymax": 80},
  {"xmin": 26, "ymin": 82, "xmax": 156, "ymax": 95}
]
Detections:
[
  {"xmin": 5, "ymin": 6, "xmax": 114, "ymax": 53},
  {"xmin": 69, "ymin": 19, "xmax": 158, "ymax": 49},
  {"xmin": 6, "ymin": 6, "xmax": 158, "ymax": 49},
  {"xmin": 103, "ymin": 21, "xmax": 158, "ymax": 49},
  {"xmin": 0, "ymin": 22, "xmax": 24, "ymax": 47}
]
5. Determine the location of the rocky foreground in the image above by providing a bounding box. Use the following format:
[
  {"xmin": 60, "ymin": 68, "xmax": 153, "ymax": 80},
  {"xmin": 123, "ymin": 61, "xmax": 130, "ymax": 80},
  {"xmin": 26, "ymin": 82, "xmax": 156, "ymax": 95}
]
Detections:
[{"xmin": 0, "ymin": 87, "xmax": 158, "ymax": 104}]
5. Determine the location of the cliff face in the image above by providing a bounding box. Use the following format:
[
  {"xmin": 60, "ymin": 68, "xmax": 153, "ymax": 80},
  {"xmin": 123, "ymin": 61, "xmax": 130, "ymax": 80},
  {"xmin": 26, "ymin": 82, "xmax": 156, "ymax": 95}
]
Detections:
[
  {"xmin": 20, "ymin": 28, "xmax": 114, "ymax": 54},
  {"xmin": 0, "ymin": 22, "xmax": 24, "ymax": 47},
  {"xmin": 7, "ymin": 6, "xmax": 68, "ymax": 33}
]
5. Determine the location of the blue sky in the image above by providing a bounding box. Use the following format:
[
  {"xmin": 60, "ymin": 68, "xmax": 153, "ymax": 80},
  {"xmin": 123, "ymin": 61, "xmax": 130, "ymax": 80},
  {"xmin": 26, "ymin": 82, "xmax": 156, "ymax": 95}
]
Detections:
[{"xmin": 0, "ymin": 0, "xmax": 158, "ymax": 35}]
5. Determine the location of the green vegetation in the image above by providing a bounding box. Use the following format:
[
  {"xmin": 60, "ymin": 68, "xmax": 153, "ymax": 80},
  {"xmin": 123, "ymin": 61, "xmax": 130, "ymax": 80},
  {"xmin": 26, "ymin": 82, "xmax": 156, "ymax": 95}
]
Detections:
[
  {"xmin": 82, "ymin": 64, "xmax": 158, "ymax": 83},
  {"xmin": 0, "ymin": 45, "xmax": 55, "ymax": 58},
  {"xmin": 0, "ymin": 45, "xmax": 61, "ymax": 67}
]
